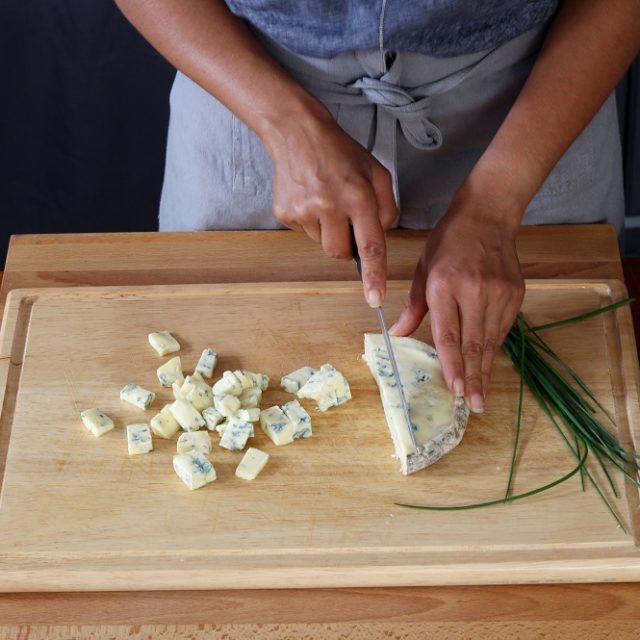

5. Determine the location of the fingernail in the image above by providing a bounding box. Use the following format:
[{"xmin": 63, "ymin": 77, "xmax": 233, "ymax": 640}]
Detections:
[
  {"xmin": 453, "ymin": 378, "xmax": 464, "ymax": 396},
  {"xmin": 388, "ymin": 323, "xmax": 399, "ymax": 336},
  {"xmin": 470, "ymin": 393, "xmax": 484, "ymax": 414},
  {"xmin": 367, "ymin": 288, "xmax": 383, "ymax": 308}
]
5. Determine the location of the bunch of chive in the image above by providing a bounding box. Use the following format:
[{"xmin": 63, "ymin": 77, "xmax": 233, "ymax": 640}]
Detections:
[{"xmin": 396, "ymin": 297, "xmax": 638, "ymax": 533}]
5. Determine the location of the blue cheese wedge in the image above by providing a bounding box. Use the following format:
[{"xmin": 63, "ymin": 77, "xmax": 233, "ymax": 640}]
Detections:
[
  {"xmin": 280, "ymin": 366, "xmax": 316, "ymax": 394},
  {"xmin": 212, "ymin": 371, "xmax": 243, "ymax": 396},
  {"xmin": 80, "ymin": 408, "xmax": 114, "ymax": 437},
  {"xmin": 236, "ymin": 408, "xmax": 260, "ymax": 422},
  {"xmin": 148, "ymin": 331, "xmax": 180, "ymax": 356},
  {"xmin": 202, "ymin": 407, "xmax": 224, "ymax": 431},
  {"xmin": 260, "ymin": 405, "xmax": 295, "ymax": 446},
  {"xmin": 195, "ymin": 348, "xmax": 218, "ymax": 378},
  {"xmin": 296, "ymin": 364, "xmax": 351, "ymax": 411},
  {"xmin": 363, "ymin": 333, "xmax": 469, "ymax": 475},
  {"xmin": 173, "ymin": 450, "xmax": 217, "ymax": 490},
  {"xmin": 282, "ymin": 399, "xmax": 312, "ymax": 439},
  {"xmin": 150, "ymin": 405, "xmax": 180, "ymax": 439},
  {"xmin": 120, "ymin": 384, "xmax": 156, "ymax": 410},
  {"xmin": 235, "ymin": 447, "xmax": 269, "ymax": 480},
  {"xmin": 126, "ymin": 423, "xmax": 153, "ymax": 455},
  {"xmin": 214, "ymin": 393, "xmax": 241, "ymax": 417},
  {"xmin": 180, "ymin": 375, "xmax": 214, "ymax": 412},
  {"xmin": 239, "ymin": 387, "xmax": 262, "ymax": 408},
  {"xmin": 169, "ymin": 398, "xmax": 206, "ymax": 432},
  {"xmin": 177, "ymin": 431, "xmax": 212, "ymax": 454},
  {"xmin": 156, "ymin": 356, "xmax": 184, "ymax": 388},
  {"xmin": 219, "ymin": 417, "xmax": 253, "ymax": 451}
]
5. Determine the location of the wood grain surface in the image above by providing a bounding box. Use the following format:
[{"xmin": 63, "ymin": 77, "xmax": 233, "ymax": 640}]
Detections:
[{"xmin": 1, "ymin": 226, "xmax": 639, "ymax": 639}]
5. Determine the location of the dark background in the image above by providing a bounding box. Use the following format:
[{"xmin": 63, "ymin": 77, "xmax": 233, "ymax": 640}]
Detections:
[{"xmin": 0, "ymin": 1, "xmax": 638, "ymax": 267}]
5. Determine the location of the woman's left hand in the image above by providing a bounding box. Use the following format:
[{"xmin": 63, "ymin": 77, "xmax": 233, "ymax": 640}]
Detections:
[{"xmin": 390, "ymin": 185, "xmax": 525, "ymax": 413}]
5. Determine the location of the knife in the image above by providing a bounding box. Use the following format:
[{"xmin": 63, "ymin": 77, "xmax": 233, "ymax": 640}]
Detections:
[{"xmin": 350, "ymin": 230, "xmax": 418, "ymax": 451}]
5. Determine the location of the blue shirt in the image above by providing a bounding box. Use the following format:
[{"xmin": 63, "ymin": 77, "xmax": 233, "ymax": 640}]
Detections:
[{"xmin": 225, "ymin": 0, "xmax": 558, "ymax": 58}]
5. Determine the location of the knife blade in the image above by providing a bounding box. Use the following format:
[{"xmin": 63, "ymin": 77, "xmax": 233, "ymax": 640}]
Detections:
[{"xmin": 350, "ymin": 230, "xmax": 418, "ymax": 451}]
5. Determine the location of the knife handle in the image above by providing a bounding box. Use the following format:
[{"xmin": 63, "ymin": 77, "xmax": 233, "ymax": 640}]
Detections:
[{"xmin": 350, "ymin": 227, "xmax": 363, "ymax": 279}]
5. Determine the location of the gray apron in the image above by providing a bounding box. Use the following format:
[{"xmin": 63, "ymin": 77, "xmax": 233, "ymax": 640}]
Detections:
[{"xmin": 159, "ymin": 23, "xmax": 624, "ymax": 233}]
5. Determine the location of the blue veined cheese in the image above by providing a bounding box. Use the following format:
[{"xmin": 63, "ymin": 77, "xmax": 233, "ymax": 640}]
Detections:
[
  {"xmin": 233, "ymin": 370, "xmax": 255, "ymax": 390},
  {"xmin": 236, "ymin": 407, "xmax": 260, "ymax": 422},
  {"xmin": 296, "ymin": 364, "xmax": 351, "ymax": 411},
  {"xmin": 212, "ymin": 371, "xmax": 243, "ymax": 396},
  {"xmin": 280, "ymin": 366, "xmax": 316, "ymax": 394},
  {"xmin": 214, "ymin": 393, "xmax": 241, "ymax": 417},
  {"xmin": 177, "ymin": 430, "xmax": 212, "ymax": 454},
  {"xmin": 172, "ymin": 381, "xmax": 185, "ymax": 401},
  {"xmin": 219, "ymin": 417, "xmax": 253, "ymax": 451},
  {"xmin": 169, "ymin": 398, "xmax": 206, "ymax": 432},
  {"xmin": 235, "ymin": 447, "xmax": 269, "ymax": 480},
  {"xmin": 173, "ymin": 450, "xmax": 216, "ymax": 490},
  {"xmin": 282, "ymin": 399, "xmax": 312, "ymax": 439},
  {"xmin": 202, "ymin": 407, "xmax": 224, "ymax": 431},
  {"xmin": 148, "ymin": 331, "xmax": 180, "ymax": 356},
  {"xmin": 363, "ymin": 333, "xmax": 469, "ymax": 475},
  {"xmin": 195, "ymin": 348, "xmax": 218, "ymax": 378},
  {"xmin": 156, "ymin": 356, "xmax": 184, "ymax": 388},
  {"xmin": 180, "ymin": 375, "xmax": 214, "ymax": 412},
  {"xmin": 247, "ymin": 372, "xmax": 269, "ymax": 391},
  {"xmin": 260, "ymin": 405, "xmax": 295, "ymax": 446},
  {"xmin": 150, "ymin": 404, "xmax": 180, "ymax": 439},
  {"xmin": 126, "ymin": 423, "xmax": 153, "ymax": 455},
  {"xmin": 120, "ymin": 384, "xmax": 156, "ymax": 410},
  {"xmin": 80, "ymin": 408, "xmax": 114, "ymax": 437},
  {"xmin": 239, "ymin": 387, "xmax": 262, "ymax": 408}
]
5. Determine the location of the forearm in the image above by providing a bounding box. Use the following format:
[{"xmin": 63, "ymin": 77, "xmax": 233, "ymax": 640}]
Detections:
[
  {"xmin": 113, "ymin": 0, "xmax": 331, "ymax": 148},
  {"xmin": 464, "ymin": 0, "xmax": 640, "ymax": 227}
]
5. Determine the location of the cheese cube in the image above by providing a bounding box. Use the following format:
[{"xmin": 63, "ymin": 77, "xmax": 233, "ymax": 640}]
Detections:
[
  {"xmin": 260, "ymin": 405, "xmax": 295, "ymax": 446},
  {"xmin": 247, "ymin": 372, "xmax": 269, "ymax": 391},
  {"xmin": 169, "ymin": 398, "xmax": 205, "ymax": 432},
  {"xmin": 280, "ymin": 366, "xmax": 316, "ymax": 394},
  {"xmin": 180, "ymin": 375, "xmax": 214, "ymax": 412},
  {"xmin": 297, "ymin": 364, "xmax": 351, "ymax": 411},
  {"xmin": 150, "ymin": 405, "xmax": 180, "ymax": 439},
  {"xmin": 80, "ymin": 408, "xmax": 114, "ymax": 437},
  {"xmin": 282, "ymin": 399, "xmax": 312, "ymax": 439},
  {"xmin": 126, "ymin": 423, "xmax": 153, "ymax": 455},
  {"xmin": 148, "ymin": 331, "xmax": 180, "ymax": 356},
  {"xmin": 120, "ymin": 384, "xmax": 155, "ymax": 410},
  {"xmin": 214, "ymin": 393, "xmax": 241, "ymax": 417},
  {"xmin": 202, "ymin": 407, "xmax": 223, "ymax": 431},
  {"xmin": 239, "ymin": 387, "xmax": 262, "ymax": 408},
  {"xmin": 212, "ymin": 371, "xmax": 243, "ymax": 396},
  {"xmin": 177, "ymin": 431, "xmax": 212, "ymax": 454},
  {"xmin": 236, "ymin": 408, "xmax": 260, "ymax": 422},
  {"xmin": 233, "ymin": 370, "xmax": 256, "ymax": 390},
  {"xmin": 195, "ymin": 348, "xmax": 218, "ymax": 378},
  {"xmin": 173, "ymin": 451, "xmax": 216, "ymax": 490},
  {"xmin": 235, "ymin": 447, "xmax": 269, "ymax": 480},
  {"xmin": 219, "ymin": 417, "xmax": 253, "ymax": 451},
  {"xmin": 156, "ymin": 356, "xmax": 184, "ymax": 388}
]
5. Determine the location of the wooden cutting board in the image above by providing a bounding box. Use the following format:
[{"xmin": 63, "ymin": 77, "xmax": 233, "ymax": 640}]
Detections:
[{"xmin": 0, "ymin": 279, "xmax": 638, "ymax": 592}]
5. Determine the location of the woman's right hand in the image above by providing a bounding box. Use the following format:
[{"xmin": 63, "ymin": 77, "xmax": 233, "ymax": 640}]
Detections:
[{"xmin": 262, "ymin": 108, "xmax": 398, "ymax": 308}]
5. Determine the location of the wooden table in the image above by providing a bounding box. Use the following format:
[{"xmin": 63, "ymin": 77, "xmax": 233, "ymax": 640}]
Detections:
[{"xmin": 1, "ymin": 225, "xmax": 639, "ymax": 640}]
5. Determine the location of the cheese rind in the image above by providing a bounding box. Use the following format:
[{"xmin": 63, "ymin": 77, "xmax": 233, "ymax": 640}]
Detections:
[
  {"xmin": 173, "ymin": 451, "xmax": 216, "ymax": 490},
  {"xmin": 150, "ymin": 405, "xmax": 180, "ymax": 439},
  {"xmin": 235, "ymin": 447, "xmax": 269, "ymax": 480},
  {"xmin": 282, "ymin": 399, "xmax": 312, "ymax": 439},
  {"xmin": 297, "ymin": 364, "xmax": 351, "ymax": 411},
  {"xmin": 80, "ymin": 408, "xmax": 114, "ymax": 437},
  {"xmin": 126, "ymin": 423, "xmax": 153, "ymax": 455},
  {"xmin": 177, "ymin": 431, "xmax": 212, "ymax": 454},
  {"xmin": 148, "ymin": 331, "xmax": 180, "ymax": 356},
  {"xmin": 120, "ymin": 384, "xmax": 155, "ymax": 410},
  {"xmin": 169, "ymin": 398, "xmax": 206, "ymax": 432},
  {"xmin": 260, "ymin": 405, "xmax": 294, "ymax": 446},
  {"xmin": 195, "ymin": 348, "xmax": 218, "ymax": 378},
  {"xmin": 280, "ymin": 366, "xmax": 316, "ymax": 394},
  {"xmin": 363, "ymin": 333, "xmax": 469, "ymax": 475},
  {"xmin": 156, "ymin": 356, "xmax": 184, "ymax": 388}
]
